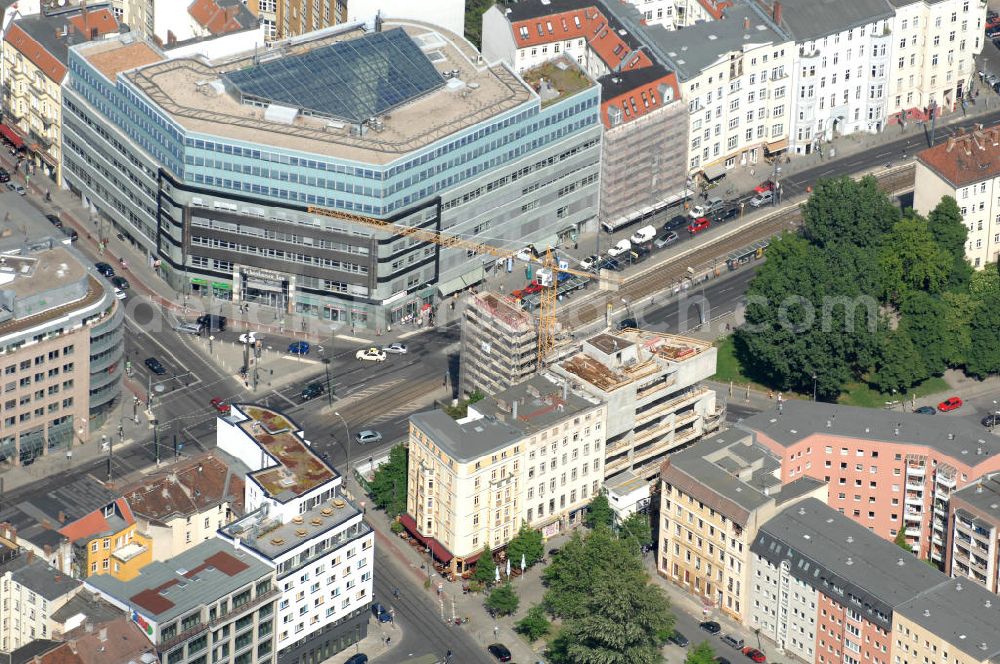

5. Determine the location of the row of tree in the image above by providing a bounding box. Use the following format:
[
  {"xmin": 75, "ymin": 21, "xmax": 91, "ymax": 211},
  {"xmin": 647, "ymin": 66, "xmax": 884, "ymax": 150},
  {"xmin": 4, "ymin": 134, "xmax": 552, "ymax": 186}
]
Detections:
[{"xmin": 735, "ymin": 176, "xmax": 1000, "ymax": 399}]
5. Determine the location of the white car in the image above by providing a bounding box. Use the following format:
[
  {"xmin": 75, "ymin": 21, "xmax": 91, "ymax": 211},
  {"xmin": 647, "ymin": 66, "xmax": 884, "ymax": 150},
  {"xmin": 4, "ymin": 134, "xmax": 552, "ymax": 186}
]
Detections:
[
  {"xmin": 382, "ymin": 343, "xmax": 408, "ymax": 354},
  {"xmin": 749, "ymin": 191, "xmax": 773, "ymax": 207},
  {"xmin": 607, "ymin": 239, "xmax": 631, "ymax": 258},
  {"xmin": 113, "ymin": 287, "xmax": 127, "ymax": 300},
  {"xmin": 355, "ymin": 430, "xmax": 382, "ymax": 445},
  {"xmin": 355, "ymin": 347, "xmax": 387, "ymax": 362}
]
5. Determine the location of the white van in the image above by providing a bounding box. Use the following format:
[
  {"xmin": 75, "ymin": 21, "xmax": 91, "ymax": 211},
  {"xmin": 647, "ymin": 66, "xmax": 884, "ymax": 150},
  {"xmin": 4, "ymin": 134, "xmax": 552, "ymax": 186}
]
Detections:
[
  {"xmin": 630, "ymin": 225, "xmax": 656, "ymax": 245},
  {"xmin": 607, "ymin": 239, "xmax": 632, "ymax": 257}
]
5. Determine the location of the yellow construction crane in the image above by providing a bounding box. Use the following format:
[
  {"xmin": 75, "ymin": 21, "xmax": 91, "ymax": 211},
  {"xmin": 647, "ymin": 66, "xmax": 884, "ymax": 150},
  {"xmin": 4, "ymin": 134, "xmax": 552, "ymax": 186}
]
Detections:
[{"xmin": 305, "ymin": 205, "xmax": 614, "ymax": 368}]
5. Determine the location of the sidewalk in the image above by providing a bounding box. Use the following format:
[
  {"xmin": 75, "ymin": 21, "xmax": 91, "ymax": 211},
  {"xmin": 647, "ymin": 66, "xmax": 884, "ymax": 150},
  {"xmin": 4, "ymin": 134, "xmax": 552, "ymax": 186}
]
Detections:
[{"xmin": 322, "ymin": 622, "xmax": 405, "ymax": 664}]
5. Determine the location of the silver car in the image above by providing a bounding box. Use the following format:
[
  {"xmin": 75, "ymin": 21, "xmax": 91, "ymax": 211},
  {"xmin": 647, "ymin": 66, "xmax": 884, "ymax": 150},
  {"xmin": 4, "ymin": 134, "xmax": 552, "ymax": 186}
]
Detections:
[
  {"xmin": 654, "ymin": 231, "xmax": 678, "ymax": 248},
  {"xmin": 355, "ymin": 430, "xmax": 382, "ymax": 445},
  {"xmin": 175, "ymin": 321, "xmax": 204, "ymax": 335}
]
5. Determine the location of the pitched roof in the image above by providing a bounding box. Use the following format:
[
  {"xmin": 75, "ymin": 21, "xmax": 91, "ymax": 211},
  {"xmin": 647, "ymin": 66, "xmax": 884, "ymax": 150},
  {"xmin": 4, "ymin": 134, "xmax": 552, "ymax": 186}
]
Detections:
[
  {"xmin": 5, "ymin": 8, "xmax": 119, "ymax": 84},
  {"xmin": 916, "ymin": 125, "xmax": 1000, "ymax": 188},
  {"xmin": 599, "ymin": 64, "xmax": 679, "ymax": 128},
  {"xmin": 8, "ymin": 556, "xmax": 81, "ymax": 601},
  {"xmin": 4, "ymin": 23, "xmax": 68, "ymax": 83},
  {"xmin": 894, "ymin": 579, "xmax": 1000, "ymax": 660},
  {"xmin": 63, "ymin": 616, "xmax": 156, "ymax": 664},
  {"xmin": 188, "ymin": 0, "xmax": 258, "ymax": 35},
  {"xmin": 121, "ymin": 454, "xmax": 241, "ymax": 524},
  {"xmin": 57, "ymin": 498, "xmax": 135, "ymax": 544},
  {"xmin": 760, "ymin": 0, "xmax": 894, "ymax": 42}
]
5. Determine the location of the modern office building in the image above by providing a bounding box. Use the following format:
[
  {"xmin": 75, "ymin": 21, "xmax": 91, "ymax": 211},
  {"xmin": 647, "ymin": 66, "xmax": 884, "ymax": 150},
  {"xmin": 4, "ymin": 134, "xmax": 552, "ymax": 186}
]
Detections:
[
  {"xmin": 86, "ymin": 538, "xmax": 278, "ymax": 664},
  {"xmin": 658, "ymin": 427, "xmax": 826, "ymax": 623},
  {"xmin": 406, "ymin": 374, "xmax": 606, "ymax": 573},
  {"xmin": 947, "ymin": 473, "xmax": 1000, "ymax": 594},
  {"xmin": 0, "ymin": 193, "xmax": 124, "ymax": 464},
  {"xmin": 914, "ymin": 125, "xmax": 1000, "ymax": 268},
  {"xmin": 121, "ymin": 453, "xmax": 245, "ymax": 562},
  {"xmin": 62, "ymin": 19, "xmax": 601, "ymax": 331},
  {"xmin": 550, "ymin": 329, "xmax": 721, "ymax": 481},
  {"xmin": 215, "ymin": 404, "xmax": 373, "ymax": 664},
  {"xmin": 458, "ymin": 292, "xmax": 537, "ymax": 399},
  {"xmin": 1, "ymin": 3, "xmax": 119, "ymax": 183},
  {"xmin": 743, "ymin": 401, "xmax": 1000, "ymax": 565},
  {"xmin": 0, "ymin": 547, "xmax": 83, "ymax": 652},
  {"xmin": 750, "ymin": 498, "xmax": 946, "ymax": 664}
]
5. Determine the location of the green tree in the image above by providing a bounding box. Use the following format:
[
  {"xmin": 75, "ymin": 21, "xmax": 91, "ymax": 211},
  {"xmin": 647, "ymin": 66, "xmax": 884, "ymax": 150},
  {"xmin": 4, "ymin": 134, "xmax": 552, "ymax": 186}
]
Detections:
[
  {"xmin": 542, "ymin": 527, "xmax": 642, "ymax": 619},
  {"xmin": 619, "ymin": 512, "xmax": 652, "ymax": 554},
  {"xmin": 878, "ymin": 214, "xmax": 953, "ymax": 301},
  {"xmin": 485, "ymin": 583, "xmax": 519, "ymax": 617},
  {"xmin": 940, "ymin": 291, "xmax": 975, "ymax": 367},
  {"xmin": 369, "ymin": 444, "xmax": 407, "ymax": 516},
  {"xmin": 685, "ymin": 642, "xmax": 718, "ymax": 664},
  {"xmin": 464, "ymin": 0, "xmax": 493, "ymax": 48},
  {"xmin": 558, "ymin": 574, "xmax": 674, "ymax": 664},
  {"xmin": 506, "ymin": 524, "xmax": 544, "ymax": 569},
  {"xmin": 926, "ymin": 196, "xmax": 973, "ymax": 289},
  {"xmin": 802, "ymin": 175, "xmax": 901, "ymax": 249},
  {"xmin": 584, "ymin": 494, "xmax": 614, "ymax": 529},
  {"xmin": 869, "ymin": 329, "xmax": 927, "ymax": 396},
  {"xmin": 473, "ymin": 545, "xmax": 497, "ymax": 585},
  {"xmin": 970, "ymin": 263, "xmax": 1000, "ymax": 297},
  {"xmin": 899, "ymin": 292, "xmax": 954, "ymax": 375},
  {"xmin": 965, "ymin": 289, "xmax": 1000, "ymax": 378},
  {"xmin": 894, "ymin": 529, "xmax": 913, "ymax": 553},
  {"xmin": 515, "ymin": 605, "xmax": 551, "ymax": 641}
]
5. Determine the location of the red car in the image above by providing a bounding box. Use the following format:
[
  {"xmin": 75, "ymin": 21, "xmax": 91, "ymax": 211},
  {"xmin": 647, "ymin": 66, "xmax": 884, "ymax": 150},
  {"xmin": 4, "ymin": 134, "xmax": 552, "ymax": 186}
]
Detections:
[
  {"xmin": 687, "ymin": 217, "xmax": 711, "ymax": 234},
  {"xmin": 742, "ymin": 647, "xmax": 767, "ymax": 663},
  {"xmin": 210, "ymin": 398, "xmax": 231, "ymax": 415},
  {"xmin": 511, "ymin": 281, "xmax": 543, "ymax": 299},
  {"xmin": 754, "ymin": 180, "xmax": 776, "ymax": 193},
  {"xmin": 937, "ymin": 396, "xmax": 963, "ymax": 412}
]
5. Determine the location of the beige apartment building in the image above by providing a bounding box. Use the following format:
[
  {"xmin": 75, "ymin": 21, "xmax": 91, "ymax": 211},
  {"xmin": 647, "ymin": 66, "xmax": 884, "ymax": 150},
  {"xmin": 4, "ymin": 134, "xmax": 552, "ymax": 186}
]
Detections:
[
  {"xmin": 892, "ymin": 579, "xmax": 1000, "ymax": 664},
  {"xmin": 947, "ymin": 474, "xmax": 1000, "ymax": 594},
  {"xmin": 0, "ymin": 197, "xmax": 124, "ymax": 464},
  {"xmin": 0, "ymin": 546, "xmax": 82, "ymax": 652},
  {"xmin": 406, "ymin": 374, "xmax": 606, "ymax": 573},
  {"xmin": 550, "ymin": 329, "xmax": 721, "ymax": 481},
  {"xmin": 658, "ymin": 428, "xmax": 826, "ymax": 623}
]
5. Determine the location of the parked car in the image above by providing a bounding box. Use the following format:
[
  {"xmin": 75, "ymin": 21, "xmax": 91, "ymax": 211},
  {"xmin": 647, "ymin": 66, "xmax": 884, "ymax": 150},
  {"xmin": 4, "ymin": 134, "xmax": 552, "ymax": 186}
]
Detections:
[
  {"xmin": 607, "ymin": 238, "xmax": 632, "ymax": 258},
  {"xmin": 937, "ymin": 396, "xmax": 963, "ymax": 412},
  {"xmin": 712, "ymin": 205, "xmax": 740, "ymax": 223},
  {"xmin": 914, "ymin": 406, "xmax": 936, "ymax": 415},
  {"xmin": 382, "ymin": 342, "xmax": 408, "ymax": 354},
  {"xmin": 111, "ymin": 276, "xmax": 130, "ymax": 290},
  {"xmin": 287, "ymin": 341, "xmax": 310, "ymax": 355},
  {"xmin": 662, "ymin": 214, "xmax": 688, "ymax": 232},
  {"xmin": 487, "ymin": 644, "xmax": 512, "ymax": 662},
  {"xmin": 630, "ymin": 224, "xmax": 656, "ymax": 245},
  {"xmin": 579, "ymin": 254, "xmax": 601, "ymax": 271},
  {"xmin": 699, "ymin": 621, "xmax": 721, "ymax": 635},
  {"xmin": 356, "ymin": 347, "xmax": 387, "ymax": 362},
  {"xmin": 689, "ymin": 197, "xmax": 724, "ymax": 218},
  {"xmin": 0, "ymin": 168, "xmax": 9, "ymax": 183},
  {"xmin": 63, "ymin": 228, "xmax": 78, "ymax": 242},
  {"xmin": 982, "ymin": 413, "xmax": 1000, "ymax": 427},
  {"xmin": 45, "ymin": 214, "xmax": 62, "ymax": 228},
  {"xmin": 144, "ymin": 357, "xmax": 166, "ymax": 375},
  {"xmin": 94, "ymin": 262, "xmax": 115, "ymax": 278},
  {"xmin": 617, "ymin": 317, "xmax": 638, "ymax": 331},
  {"xmin": 176, "ymin": 321, "xmax": 204, "ymax": 335},
  {"xmin": 512, "ymin": 281, "xmax": 544, "ymax": 299},
  {"xmin": 715, "ymin": 658, "xmax": 732, "ymax": 664},
  {"xmin": 741, "ymin": 647, "xmax": 766, "ymax": 663},
  {"xmin": 749, "ymin": 191, "xmax": 773, "ymax": 207},
  {"xmin": 301, "ymin": 382, "xmax": 326, "ymax": 401},
  {"xmin": 721, "ymin": 635, "xmax": 745, "ymax": 649},
  {"xmin": 196, "ymin": 314, "xmax": 227, "ymax": 332},
  {"xmin": 210, "ymin": 398, "xmax": 231, "ymax": 415},
  {"xmin": 687, "ymin": 217, "xmax": 711, "ymax": 234},
  {"xmin": 113, "ymin": 287, "xmax": 127, "ymax": 301},
  {"xmin": 668, "ymin": 631, "xmax": 690, "ymax": 647},
  {"xmin": 344, "ymin": 655, "xmax": 368, "ymax": 664},
  {"xmin": 355, "ymin": 430, "xmax": 383, "ymax": 445},
  {"xmin": 370, "ymin": 603, "xmax": 391, "ymax": 623},
  {"xmin": 596, "ymin": 257, "xmax": 623, "ymax": 271},
  {"xmin": 6, "ymin": 182, "xmax": 25, "ymax": 195},
  {"xmin": 754, "ymin": 179, "xmax": 776, "ymax": 193},
  {"xmin": 654, "ymin": 231, "xmax": 679, "ymax": 248}
]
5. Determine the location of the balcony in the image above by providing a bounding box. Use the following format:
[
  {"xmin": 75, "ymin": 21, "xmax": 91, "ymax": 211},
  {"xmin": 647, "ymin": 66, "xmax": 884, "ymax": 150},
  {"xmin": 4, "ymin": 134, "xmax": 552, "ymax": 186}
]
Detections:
[
  {"xmin": 903, "ymin": 510, "xmax": 922, "ymax": 522},
  {"xmin": 904, "ymin": 493, "xmax": 924, "ymax": 506},
  {"xmin": 905, "ymin": 526, "xmax": 922, "ymax": 537},
  {"xmin": 905, "ymin": 481, "xmax": 925, "ymax": 492}
]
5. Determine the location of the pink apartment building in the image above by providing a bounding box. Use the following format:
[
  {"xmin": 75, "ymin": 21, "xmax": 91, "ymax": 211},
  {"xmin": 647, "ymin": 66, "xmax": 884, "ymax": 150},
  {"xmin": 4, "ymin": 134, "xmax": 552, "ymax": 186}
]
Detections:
[{"xmin": 742, "ymin": 402, "xmax": 1000, "ymax": 564}]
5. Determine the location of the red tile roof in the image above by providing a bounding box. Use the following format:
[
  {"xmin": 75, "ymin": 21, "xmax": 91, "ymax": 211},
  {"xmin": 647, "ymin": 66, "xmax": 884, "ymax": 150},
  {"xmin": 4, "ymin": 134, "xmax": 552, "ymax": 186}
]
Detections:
[
  {"xmin": 4, "ymin": 23, "xmax": 67, "ymax": 83},
  {"xmin": 57, "ymin": 498, "xmax": 135, "ymax": 544},
  {"xmin": 122, "ymin": 454, "xmax": 241, "ymax": 524},
  {"xmin": 130, "ymin": 587, "xmax": 175, "ymax": 615},
  {"xmin": 189, "ymin": 0, "xmax": 245, "ymax": 35},
  {"xmin": 67, "ymin": 8, "xmax": 119, "ymax": 38},
  {"xmin": 696, "ymin": 0, "xmax": 734, "ymax": 20},
  {"xmin": 916, "ymin": 125, "xmax": 1000, "ymax": 188},
  {"xmin": 600, "ymin": 69, "xmax": 680, "ymax": 128},
  {"xmin": 204, "ymin": 551, "xmax": 250, "ymax": 576}
]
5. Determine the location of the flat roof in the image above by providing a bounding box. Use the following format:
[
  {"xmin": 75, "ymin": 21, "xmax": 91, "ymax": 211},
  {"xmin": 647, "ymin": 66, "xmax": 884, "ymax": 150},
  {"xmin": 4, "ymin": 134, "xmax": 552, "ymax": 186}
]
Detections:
[
  {"xmin": 86, "ymin": 539, "xmax": 271, "ymax": 622},
  {"xmin": 410, "ymin": 409, "xmax": 524, "ymax": 464},
  {"xmin": 232, "ymin": 405, "xmax": 335, "ymax": 500},
  {"xmin": 82, "ymin": 38, "xmax": 164, "ymax": 81},
  {"xmin": 895, "ymin": 579, "xmax": 1000, "ymax": 660},
  {"xmin": 470, "ymin": 374, "xmax": 601, "ymax": 436},
  {"xmin": 753, "ymin": 498, "xmax": 944, "ymax": 631},
  {"xmin": 89, "ymin": 21, "xmax": 534, "ymax": 165},
  {"xmin": 742, "ymin": 401, "xmax": 1000, "ymax": 466},
  {"xmin": 520, "ymin": 55, "xmax": 593, "ymax": 108},
  {"xmin": 952, "ymin": 474, "xmax": 1000, "ymax": 524},
  {"xmin": 0, "ymin": 553, "xmax": 80, "ymax": 601}
]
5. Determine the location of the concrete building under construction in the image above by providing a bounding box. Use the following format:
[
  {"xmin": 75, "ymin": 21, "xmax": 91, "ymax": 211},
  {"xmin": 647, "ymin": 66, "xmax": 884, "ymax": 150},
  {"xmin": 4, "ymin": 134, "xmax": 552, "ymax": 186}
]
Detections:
[
  {"xmin": 459, "ymin": 292, "xmax": 537, "ymax": 398},
  {"xmin": 550, "ymin": 329, "xmax": 722, "ymax": 480}
]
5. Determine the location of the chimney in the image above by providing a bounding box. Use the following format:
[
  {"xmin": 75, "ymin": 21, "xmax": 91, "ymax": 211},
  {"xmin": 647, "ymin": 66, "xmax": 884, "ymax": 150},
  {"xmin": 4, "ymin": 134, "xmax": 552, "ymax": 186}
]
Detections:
[
  {"xmin": 98, "ymin": 627, "xmax": 107, "ymax": 643},
  {"xmin": 233, "ymin": 536, "xmax": 241, "ymax": 553},
  {"xmin": 26, "ymin": 550, "xmax": 34, "ymax": 563},
  {"xmin": 744, "ymin": 16, "xmax": 750, "ymax": 29},
  {"xmin": 772, "ymin": 1, "xmax": 783, "ymax": 26},
  {"xmin": 562, "ymin": 383, "xmax": 568, "ymax": 401},
  {"xmin": 512, "ymin": 400, "xmax": 518, "ymax": 420}
]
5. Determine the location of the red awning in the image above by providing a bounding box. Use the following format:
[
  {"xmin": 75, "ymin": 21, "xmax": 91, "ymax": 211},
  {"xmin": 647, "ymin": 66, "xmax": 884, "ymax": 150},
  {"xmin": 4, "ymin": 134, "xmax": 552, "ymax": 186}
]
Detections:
[
  {"xmin": 427, "ymin": 539, "xmax": 453, "ymax": 564},
  {"xmin": 0, "ymin": 124, "xmax": 24, "ymax": 149},
  {"xmin": 460, "ymin": 550, "xmax": 482, "ymax": 565}
]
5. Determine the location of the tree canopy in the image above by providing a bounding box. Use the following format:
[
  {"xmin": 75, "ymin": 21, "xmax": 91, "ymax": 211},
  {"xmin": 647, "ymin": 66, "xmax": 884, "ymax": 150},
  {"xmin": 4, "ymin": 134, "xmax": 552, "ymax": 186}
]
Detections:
[
  {"xmin": 584, "ymin": 494, "xmax": 615, "ymax": 529},
  {"xmin": 472, "ymin": 545, "xmax": 497, "ymax": 585},
  {"xmin": 369, "ymin": 444, "xmax": 407, "ymax": 516},
  {"xmin": 685, "ymin": 642, "xmax": 718, "ymax": 664},
  {"xmin": 485, "ymin": 583, "xmax": 519, "ymax": 616},
  {"xmin": 506, "ymin": 524, "xmax": 545, "ymax": 569}
]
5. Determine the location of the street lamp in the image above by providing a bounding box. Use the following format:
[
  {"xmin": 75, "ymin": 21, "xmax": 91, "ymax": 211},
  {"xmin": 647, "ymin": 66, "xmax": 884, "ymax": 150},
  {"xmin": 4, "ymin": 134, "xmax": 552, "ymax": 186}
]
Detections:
[
  {"xmin": 812, "ymin": 374, "xmax": 817, "ymax": 402},
  {"xmin": 333, "ymin": 411, "xmax": 351, "ymax": 477}
]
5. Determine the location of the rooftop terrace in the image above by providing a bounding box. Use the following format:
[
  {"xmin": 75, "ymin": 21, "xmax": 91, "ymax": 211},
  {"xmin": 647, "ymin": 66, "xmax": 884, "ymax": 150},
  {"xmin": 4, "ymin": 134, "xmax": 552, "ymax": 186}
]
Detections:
[
  {"xmin": 94, "ymin": 20, "xmax": 534, "ymax": 165},
  {"xmin": 559, "ymin": 330, "xmax": 710, "ymax": 391},
  {"xmin": 237, "ymin": 405, "xmax": 335, "ymax": 499},
  {"xmin": 520, "ymin": 55, "xmax": 593, "ymax": 108}
]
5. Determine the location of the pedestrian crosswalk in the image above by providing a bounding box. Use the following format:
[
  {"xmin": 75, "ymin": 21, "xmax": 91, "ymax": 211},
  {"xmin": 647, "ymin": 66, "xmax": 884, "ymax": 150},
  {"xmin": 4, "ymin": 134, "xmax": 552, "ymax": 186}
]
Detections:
[
  {"xmin": 367, "ymin": 398, "xmax": 427, "ymax": 425},
  {"xmin": 333, "ymin": 378, "xmax": 406, "ymax": 408}
]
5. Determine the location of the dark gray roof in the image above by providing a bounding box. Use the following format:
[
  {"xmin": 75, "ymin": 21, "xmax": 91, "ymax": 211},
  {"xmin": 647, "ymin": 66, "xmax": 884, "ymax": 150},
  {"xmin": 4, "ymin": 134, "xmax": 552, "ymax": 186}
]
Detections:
[
  {"xmin": 8, "ymin": 556, "xmax": 80, "ymax": 600},
  {"xmin": 752, "ymin": 498, "xmax": 944, "ymax": 631},
  {"xmin": 951, "ymin": 474, "xmax": 1000, "ymax": 522},
  {"xmin": 741, "ymin": 401, "xmax": 1000, "ymax": 464},
  {"xmin": 598, "ymin": 63, "xmax": 672, "ymax": 99},
  {"xmin": 10, "ymin": 3, "xmax": 114, "ymax": 77},
  {"xmin": 0, "ymin": 505, "xmax": 67, "ymax": 550},
  {"xmin": 16, "ymin": 476, "xmax": 118, "ymax": 525},
  {"xmin": 632, "ymin": 5, "xmax": 786, "ymax": 81},
  {"xmin": 86, "ymin": 539, "xmax": 272, "ymax": 623},
  {"xmin": 410, "ymin": 409, "xmax": 524, "ymax": 464},
  {"xmin": 4, "ymin": 639, "xmax": 60, "ymax": 664},
  {"xmin": 895, "ymin": 579, "xmax": 1000, "ymax": 660},
  {"xmin": 51, "ymin": 591, "xmax": 124, "ymax": 625},
  {"xmin": 768, "ymin": 0, "xmax": 894, "ymax": 42}
]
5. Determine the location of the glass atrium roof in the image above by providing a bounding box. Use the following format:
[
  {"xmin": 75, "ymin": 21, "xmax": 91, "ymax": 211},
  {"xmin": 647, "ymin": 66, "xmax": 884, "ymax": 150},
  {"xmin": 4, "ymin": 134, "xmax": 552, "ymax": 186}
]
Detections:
[{"xmin": 224, "ymin": 28, "xmax": 445, "ymax": 124}]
